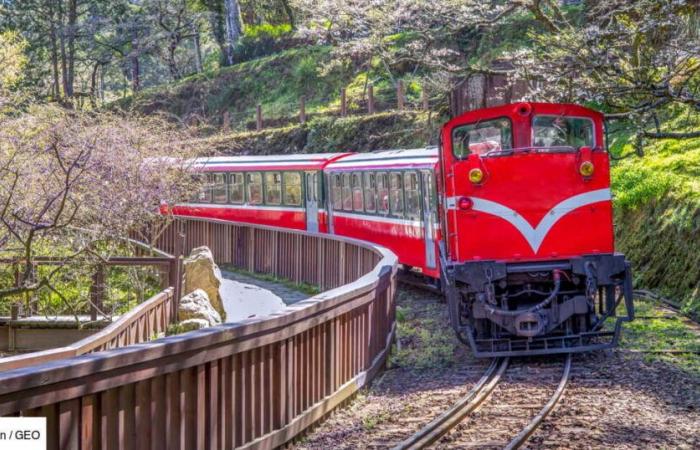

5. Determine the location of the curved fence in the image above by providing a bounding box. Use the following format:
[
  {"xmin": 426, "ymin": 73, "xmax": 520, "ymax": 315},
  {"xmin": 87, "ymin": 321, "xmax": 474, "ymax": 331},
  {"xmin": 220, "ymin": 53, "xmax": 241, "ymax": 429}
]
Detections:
[{"xmin": 0, "ymin": 217, "xmax": 398, "ymax": 450}]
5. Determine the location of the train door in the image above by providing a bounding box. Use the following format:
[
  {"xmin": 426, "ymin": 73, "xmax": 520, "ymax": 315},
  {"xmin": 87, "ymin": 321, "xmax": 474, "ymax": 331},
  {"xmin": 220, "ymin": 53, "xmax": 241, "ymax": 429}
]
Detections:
[
  {"xmin": 305, "ymin": 171, "xmax": 319, "ymax": 232},
  {"xmin": 421, "ymin": 170, "xmax": 437, "ymax": 269}
]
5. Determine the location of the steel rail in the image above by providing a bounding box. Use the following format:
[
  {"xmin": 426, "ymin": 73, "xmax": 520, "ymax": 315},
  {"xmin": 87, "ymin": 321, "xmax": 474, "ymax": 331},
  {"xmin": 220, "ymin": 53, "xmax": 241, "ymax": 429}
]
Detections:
[
  {"xmin": 504, "ymin": 353, "xmax": 572, "ymax": 450},
  {"xmin": 393, "ymin": 357, "xmax": 509, "ymax": 450}
]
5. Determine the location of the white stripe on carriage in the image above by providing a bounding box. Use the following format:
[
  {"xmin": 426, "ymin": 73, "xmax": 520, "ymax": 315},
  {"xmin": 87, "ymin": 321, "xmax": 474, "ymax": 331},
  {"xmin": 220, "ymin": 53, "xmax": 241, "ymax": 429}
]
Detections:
[{"xmin": 177, "ymin": 203, "xmax": 305, "ymax": 213}]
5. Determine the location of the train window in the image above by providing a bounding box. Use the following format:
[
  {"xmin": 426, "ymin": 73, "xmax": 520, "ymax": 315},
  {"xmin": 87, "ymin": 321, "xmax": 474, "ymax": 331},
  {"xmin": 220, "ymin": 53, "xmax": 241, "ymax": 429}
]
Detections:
[
  {"xmin": 283, "ymin": 172, "xmax": 302, "ymax": 206},
  {"xmin": 452, "ymin": 117, "xmax": 512, "ymax": 158},
  {"xmin": 211, "ymin": 173, "xmax": 227, "ymax": 204},
  {"xmin": 342, "ymin": 173, "xmax": 352, "ymax": 211},
  {"xmin": 351, "ymin": 172, "xmax": 364, "ymax": 212},
  {"xmin": 265, "ymin": 172, "xmax": 282, "ymax": 205},
  {"xmin": 377, "ymin": 172, "xmax": 389, "ymax": 214},
  {"xmin": 246, "ymin": 172, "xmax": 263, "ymax": 205},
  {"xmin": 229, "ymin": 172, "xmax": 244, "ymax": 204},
  {"xmin": 191, "ymin": 174, "xmax": 211, "ymax": 203},
  {"xmin": 389, "ymin": 172, "xmax": 404, "ymax": 217},
  {"xmin": 404, "ymin": 172, "xmax": 421, "ymax": 218},
  {"xmin": 331, "ymin": 174, "xmax": 342, "ymax": 210},
  {"xmin": 532, "ymin": 116, "xmax": 595, "ymax": 149},
  {"xmin": 364, "ymin": 172, "xmax": 376, "ymax": 213}
]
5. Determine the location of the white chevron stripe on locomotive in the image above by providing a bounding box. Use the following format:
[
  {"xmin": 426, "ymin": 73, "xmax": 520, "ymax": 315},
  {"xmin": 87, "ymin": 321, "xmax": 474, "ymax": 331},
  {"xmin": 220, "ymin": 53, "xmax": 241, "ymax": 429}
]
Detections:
[{"xmin": 448, "ymin": 188, "xmax": 611, "ymax": 253}]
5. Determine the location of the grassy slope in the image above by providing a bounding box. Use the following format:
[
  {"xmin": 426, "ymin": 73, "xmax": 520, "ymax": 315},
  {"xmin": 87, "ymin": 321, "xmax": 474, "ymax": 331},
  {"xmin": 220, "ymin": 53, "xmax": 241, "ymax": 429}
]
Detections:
[{"xmin": 611, "ymin": 109, "xmax": 700, "ymax": 316}]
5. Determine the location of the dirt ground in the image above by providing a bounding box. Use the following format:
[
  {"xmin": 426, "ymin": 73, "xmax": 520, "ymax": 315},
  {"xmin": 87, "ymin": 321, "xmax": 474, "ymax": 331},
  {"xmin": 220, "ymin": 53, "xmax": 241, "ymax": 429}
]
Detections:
[{"xmin": 297, "ymin": 286, "xmax": 700, "ymax": 449}]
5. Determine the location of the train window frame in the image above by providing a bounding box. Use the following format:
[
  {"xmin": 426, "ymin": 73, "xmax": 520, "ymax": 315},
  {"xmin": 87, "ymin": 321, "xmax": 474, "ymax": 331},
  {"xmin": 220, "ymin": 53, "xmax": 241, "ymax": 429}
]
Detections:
[
  {"xmin": 228, "ymin": 172, "xmax": 244, "ymax": 204},
  {"xmin": 331, "ymin": 173, "xmax": 342, "ymax": 211},
  {"xmin": 404, "ymin": 171, "xmax": 421, "ymax": 219},
  {"xmin": 283, "ymin": 171, "xmax": 302, "ymax": 207},
  {"xmin": 341, "ymin": 172, "xmax": 352, "ymax": 211},
  {"xmin": 451, "ymin": 116, "xmax": 513, "ymax": 159},
  {"xmin": 531, "ymin": 115, "xmax": 596, "ymax": 149},
  {"xmin": 246, "ymin": 172, "xmax": 263, "ymax": 205},
  {"xmin": 363, "ymin": 172, "xmax": 377, "ymax": 213},
  {"xmin": 351, "ymin": 172, "xmax": 364, "ymax": 212},
  {"xmin": 376, "ymin": 171, "xmax": 389, "ymax": 215},
  {"xmin": 211, "ymin": 173, "xmax": 228, "ymax": 204},
  {"xmin": 389, "ymin": 171, "xmax": 404, "ymax": 218},
  {"xmin": 264, "ymin": 172, "xmax": 282, "ymax": 205}
]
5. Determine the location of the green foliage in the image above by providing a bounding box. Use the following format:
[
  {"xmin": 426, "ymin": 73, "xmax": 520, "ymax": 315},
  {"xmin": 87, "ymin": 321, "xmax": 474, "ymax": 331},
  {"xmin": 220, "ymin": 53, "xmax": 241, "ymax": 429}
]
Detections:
[
  {"xmin": 616, "ymin": 300, "xmax": 699, "ymax": 377},
  {"xmin": 232, "ymin": 23, "xmax": 298, "ymax": 63},
  {"xmin": 611, "ymin": 107, "xmax": 700, "ymax": 318}
]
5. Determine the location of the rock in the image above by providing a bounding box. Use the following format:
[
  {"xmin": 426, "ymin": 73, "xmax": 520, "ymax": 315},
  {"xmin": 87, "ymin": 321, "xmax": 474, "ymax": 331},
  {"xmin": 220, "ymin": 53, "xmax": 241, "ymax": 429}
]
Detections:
[
  {"xmin": 178, "ymin": 289, "xmax": 222, "ymax": 326},
  {"xmin": 178, "ymin": 318, "xmax": 211, "ymax": 332},
  {"xmin": 183, "ymin": 246, "xmax": 225, "ymax": 320}
]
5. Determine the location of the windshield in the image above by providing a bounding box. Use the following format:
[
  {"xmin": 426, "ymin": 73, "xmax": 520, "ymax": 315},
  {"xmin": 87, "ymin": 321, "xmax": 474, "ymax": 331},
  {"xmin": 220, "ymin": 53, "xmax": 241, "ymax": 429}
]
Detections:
[
  {"xmin": 452, "ymin": 117, "xmax": 512, "ymax": 158},
  {"xmin": 532, "ymin": 116, "xmax": 595, "ymax": 149}
]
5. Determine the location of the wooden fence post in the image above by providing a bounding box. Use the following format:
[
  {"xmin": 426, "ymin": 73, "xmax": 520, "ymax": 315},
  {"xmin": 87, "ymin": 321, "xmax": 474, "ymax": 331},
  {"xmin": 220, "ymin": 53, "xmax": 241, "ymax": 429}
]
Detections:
[
  {"xmin": 89, "ymin": 265, "xmax": 105, "ymax": 321},
  {"xmin": 222, "ymin": 110, "xmax": 230, "ymax": 133},
  {"xmin": 300, "ymin": 96, "xmax": 306, "ymax": 124},
  {"xmin": 367, "ymin": 85, "xmax": 374, "ymax": 114},
  {"xmin": 256, "ymin": 104, "xmax": 263, "ymax": 131},
  {"xmin": 340, "ymin": 88, "xmax": 347, "ymax": 117},
  {"xmin": 422, "ymin": 85, "xmax": 429, "ymax": 111},
  {"xmin": 397, "ymin": 80, "xmax": 404, "ymax": 111}
]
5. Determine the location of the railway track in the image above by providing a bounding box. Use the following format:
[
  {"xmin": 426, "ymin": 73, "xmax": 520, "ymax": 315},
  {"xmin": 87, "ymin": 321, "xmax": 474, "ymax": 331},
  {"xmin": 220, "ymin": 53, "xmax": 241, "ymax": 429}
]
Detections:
[{"xmin": 394, "ymin": 355, "xmax": 572, "ymax": 450}]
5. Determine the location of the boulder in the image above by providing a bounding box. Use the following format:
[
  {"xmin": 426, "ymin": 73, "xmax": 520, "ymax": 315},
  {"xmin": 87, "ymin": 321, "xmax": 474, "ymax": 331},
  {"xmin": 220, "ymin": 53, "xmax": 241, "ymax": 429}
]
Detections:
[
  {"xmin": 177, "ymin": 318, "xmax": 211, "ymax": 332},
  {"xmin": 178, "ymin": 289, "xmax": 222, "ymax": 326},
  {"xmin": 183, "ymin": 246, "xmax": 225, "ymax": 319}
]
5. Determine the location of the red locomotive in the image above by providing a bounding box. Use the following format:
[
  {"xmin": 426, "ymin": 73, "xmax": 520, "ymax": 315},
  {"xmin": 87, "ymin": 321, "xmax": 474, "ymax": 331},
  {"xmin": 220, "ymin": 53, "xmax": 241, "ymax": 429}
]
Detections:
[{"xmin": 170, "ymin": 102, "xmax": 634, "ymax": 357}]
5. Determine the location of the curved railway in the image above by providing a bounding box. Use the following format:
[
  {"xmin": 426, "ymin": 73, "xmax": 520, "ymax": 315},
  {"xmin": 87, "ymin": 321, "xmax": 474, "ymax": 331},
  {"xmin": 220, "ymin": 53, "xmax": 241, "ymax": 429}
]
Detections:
[{"xmin": 394, "ymin": 355, "xmax": 572, "ymax": 450}]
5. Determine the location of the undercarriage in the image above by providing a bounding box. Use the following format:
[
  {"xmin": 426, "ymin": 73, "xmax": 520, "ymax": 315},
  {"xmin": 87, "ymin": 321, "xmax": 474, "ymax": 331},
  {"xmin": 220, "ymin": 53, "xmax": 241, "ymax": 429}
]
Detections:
[{"xmin": 443, "ymin": 254, "xmax": 634, "ymax": 357}]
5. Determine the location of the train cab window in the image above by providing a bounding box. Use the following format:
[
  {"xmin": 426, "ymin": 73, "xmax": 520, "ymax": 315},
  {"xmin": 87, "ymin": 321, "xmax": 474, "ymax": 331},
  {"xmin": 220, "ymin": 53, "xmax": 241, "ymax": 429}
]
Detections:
[
  {"xmin": 389, "ymin": 172, "xmax": 404, "ymax": 217},
  {"xmin": 264, "ymin": 172, "xmax": 282, "ymax": 205},
  {"xmin": 377, "ymin": 172, "xmax": 389, "ymax": 214},
  {"xmin": 452, "ymin": 118, "xmax": 512, "ymax": 157},
  {"xmin": 246, "ymin": 172, "xmax": 263, "ymax": 205},
  {"xmin": 351, "ymin": 172, "xmax": 364, "ymax": 212},
  {"xmin": 211, "ymin": 173, "xmax": 227, "ymax": 204},
  {"xmin": 331, "ymin": 174, "xmax": 342, "ymax": 210},
  {"xmin": 283, "ymin": 172, "xmax": 302, "ymax": 206},
  {"xmin": 364, "ymin": 172, "xmax": 376, "ymax": 213},
  {"xmin": 342, "ymin": 173, "xmax": 352, "ymax": 211},
  {"xmin": 532, "ymin": 116, "xmax": 595, "ymax": 149},
  {"xmin": 404, "ymin": 172, "xmax": 421, "ymax": 219},
  {"xmin": 229, "ymin": 172, "xmax": 244, "ymax": 204}
]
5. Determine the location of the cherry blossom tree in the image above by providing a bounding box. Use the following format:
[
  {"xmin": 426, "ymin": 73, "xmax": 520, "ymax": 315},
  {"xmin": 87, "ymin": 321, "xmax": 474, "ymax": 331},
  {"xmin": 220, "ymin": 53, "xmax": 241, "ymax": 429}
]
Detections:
[{"xmin": 0, "ymin": 104, "xmax": 200, "ymax": 311}]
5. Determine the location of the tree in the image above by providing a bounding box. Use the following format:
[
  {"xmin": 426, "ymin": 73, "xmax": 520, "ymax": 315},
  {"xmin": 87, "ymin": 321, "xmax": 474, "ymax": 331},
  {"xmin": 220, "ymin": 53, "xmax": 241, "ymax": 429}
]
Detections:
[{"xmin": 0, "ymin": 104, "xmax": 200, "ymax": 311}]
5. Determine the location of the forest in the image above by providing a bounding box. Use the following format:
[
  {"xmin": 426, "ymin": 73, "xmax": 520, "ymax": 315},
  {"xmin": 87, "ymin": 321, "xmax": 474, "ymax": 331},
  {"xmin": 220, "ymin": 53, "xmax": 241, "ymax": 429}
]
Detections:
[{"xmin": 0, "ymin": 1, "xmax": 699, "ymax": 322}]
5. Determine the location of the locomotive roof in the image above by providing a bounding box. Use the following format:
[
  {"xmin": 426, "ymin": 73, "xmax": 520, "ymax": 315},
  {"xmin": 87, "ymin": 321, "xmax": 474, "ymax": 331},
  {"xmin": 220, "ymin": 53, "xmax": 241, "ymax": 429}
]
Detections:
[
  {"xmin": 194, "ymin": 153, "xmax": 349, "ymax": 171},
  {"xmin": 325, "ymin": 147, "xmax": 438, "ymax": 171}
]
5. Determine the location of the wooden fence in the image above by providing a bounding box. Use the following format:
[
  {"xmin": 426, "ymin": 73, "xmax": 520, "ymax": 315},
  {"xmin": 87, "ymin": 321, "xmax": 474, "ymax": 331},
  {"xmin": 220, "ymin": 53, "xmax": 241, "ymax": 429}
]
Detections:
[
  {"xmin": 0, "ymin": 288, "xmax": 175, "ymax": 372},
  {"xmin": 0, "ymin": 217, "xmax": 398, "ymax": 450}
]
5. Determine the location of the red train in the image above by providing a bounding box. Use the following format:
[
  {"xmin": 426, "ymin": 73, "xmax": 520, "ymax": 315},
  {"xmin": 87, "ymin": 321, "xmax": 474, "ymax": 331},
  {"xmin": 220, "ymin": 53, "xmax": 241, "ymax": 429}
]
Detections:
[{"xmin": 170, "ymin": 102, "xmax": 634, "ymax": 357}]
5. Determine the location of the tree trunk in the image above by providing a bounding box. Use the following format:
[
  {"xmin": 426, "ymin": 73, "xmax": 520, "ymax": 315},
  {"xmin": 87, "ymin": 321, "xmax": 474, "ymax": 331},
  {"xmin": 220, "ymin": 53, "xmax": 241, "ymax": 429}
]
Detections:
[
  {"xmin": 166, "ymin": 35, "xmax": 181, "ymax": 80},
  {"xmin": 47, "ymin": 0, "xmax": 61, "ymax": 99},
  {"xmin": 130, "ymin": 33, "xmax": 141, "ymax": 92},
  {"xmin": 58, "ymin": 1, "xmax": 70, "ymax": 98},
  {"xmin": 192, "ymin": 23, "xmax": 203, "ymax": 73},
  {"xmin": 89, "ymin": 62, "xmax": 100, "ymax": 108},
  {"xmin": 66, "ymin": 0, "xmax": 77, "ymax": 97},
  {"xmin": 281, "ymin": 0, "xmax": 295, "ymax": 29},
  {"xmin": 223, "ymin": 0, "xmax": 243, "ymax": 66}
]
